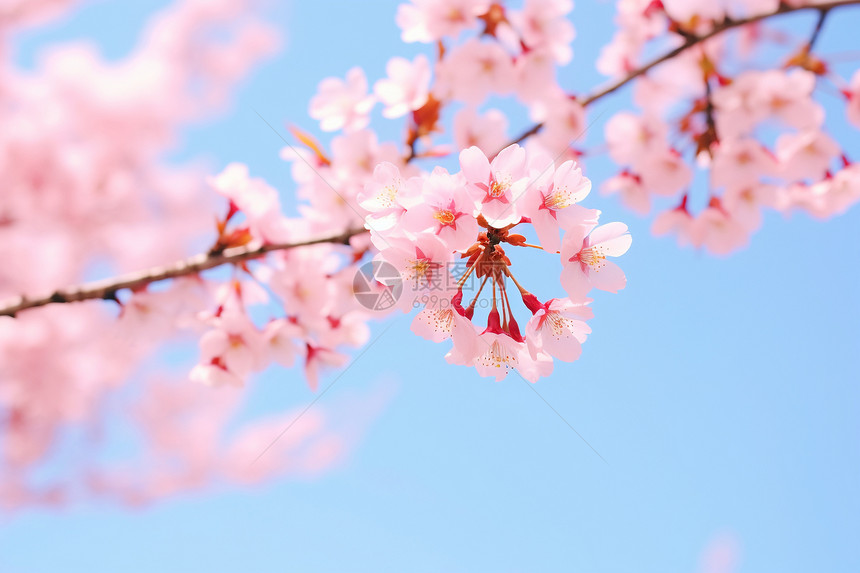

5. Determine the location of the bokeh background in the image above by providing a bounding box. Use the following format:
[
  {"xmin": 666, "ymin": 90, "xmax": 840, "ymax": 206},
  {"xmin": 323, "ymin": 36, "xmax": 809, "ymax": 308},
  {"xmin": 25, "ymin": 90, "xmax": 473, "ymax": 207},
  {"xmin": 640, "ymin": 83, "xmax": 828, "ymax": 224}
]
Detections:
[{"xmin": 1, "ymin": 1, "xmax": 858, "ymax": 571}]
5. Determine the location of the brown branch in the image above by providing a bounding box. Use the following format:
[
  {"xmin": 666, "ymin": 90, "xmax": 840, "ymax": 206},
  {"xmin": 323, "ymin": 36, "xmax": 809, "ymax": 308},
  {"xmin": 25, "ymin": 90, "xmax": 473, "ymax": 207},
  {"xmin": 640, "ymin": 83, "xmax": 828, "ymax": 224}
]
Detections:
[
  {"xmin": 506, "ymin": 0, "xmax": 860, "ymax": 145},
  {"xmin": 807, "ymin": 6, "xmax": 831, "ymax": 51},
  {"xmin": 0, "ymin": 227, "xmax": 367, "ymax": 318},
  {"xmin": 701, "ymin": 70, "xmax": 719, "ymax": 154},
  {"xmin": 7, "ymin": 1, "xmax": 858, "ymax": 319}
]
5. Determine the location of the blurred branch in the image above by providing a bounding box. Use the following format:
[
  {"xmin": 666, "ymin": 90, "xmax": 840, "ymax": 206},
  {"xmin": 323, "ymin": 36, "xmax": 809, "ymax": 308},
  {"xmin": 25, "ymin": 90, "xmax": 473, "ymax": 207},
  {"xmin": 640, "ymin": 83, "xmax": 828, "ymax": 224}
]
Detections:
[
  {"xmin": 807, "ymin": 7, "xmax": 831, "ymax": 51},
  {"xmin": 0, "ymin": 227, "xmax": 367, "ymax": 318},
  {"xmin": 506, "ymin": 0, "xmax": 860, "ymax": 146}
]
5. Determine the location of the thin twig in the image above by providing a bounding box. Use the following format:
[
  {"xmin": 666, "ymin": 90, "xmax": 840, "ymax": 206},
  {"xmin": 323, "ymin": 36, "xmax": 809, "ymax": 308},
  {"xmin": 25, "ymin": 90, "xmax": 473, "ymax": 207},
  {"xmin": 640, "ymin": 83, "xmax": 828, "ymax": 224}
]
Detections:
[
  {"xmin": 0, "ymin": 227, "xmax": 367, "ymax": 318},
  {"xmin": 808, "ymin": 7, "xmax": 831, "ymax": 51}
]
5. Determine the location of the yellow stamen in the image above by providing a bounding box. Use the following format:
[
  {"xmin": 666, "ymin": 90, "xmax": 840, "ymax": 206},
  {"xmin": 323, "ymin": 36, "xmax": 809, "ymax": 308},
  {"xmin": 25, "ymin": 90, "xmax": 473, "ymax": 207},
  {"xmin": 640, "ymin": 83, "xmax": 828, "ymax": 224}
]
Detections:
[
  {"xmin": 544, "ymin": 188, "xmax": 574, "ymax": 210},
  {"xmin": 488, "ymin": 176, "xmax": 510, "ymax": 198},
  {"xmin": 578, "ymin": 246, "xmax": 607, "ymax": 270},
  {"xmin": 408, "ymin": 259, "xmax": 430, "ymax": 281},
  {"xmin": 433, "ymin": 209, "xmax": 456, "ymax": 225}
]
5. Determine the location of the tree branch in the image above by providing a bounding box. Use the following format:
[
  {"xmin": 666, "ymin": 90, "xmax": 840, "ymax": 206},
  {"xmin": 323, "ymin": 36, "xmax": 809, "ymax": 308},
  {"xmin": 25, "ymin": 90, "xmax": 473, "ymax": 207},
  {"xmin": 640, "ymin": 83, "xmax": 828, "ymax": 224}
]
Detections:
[
  {"xmin": 506, "ymin": 0, "xmax": 860, "ymax": 145},
  {"xmin": 0, "ymin": 227, "xmax": 368, "ymax": 318},
  {"xmin": 807, "ymin": 6, "xmax": 831, "ymax": 51},
  {"xmin": 7, "ymin": 0, "xmax": 859, "ymax": 319}
]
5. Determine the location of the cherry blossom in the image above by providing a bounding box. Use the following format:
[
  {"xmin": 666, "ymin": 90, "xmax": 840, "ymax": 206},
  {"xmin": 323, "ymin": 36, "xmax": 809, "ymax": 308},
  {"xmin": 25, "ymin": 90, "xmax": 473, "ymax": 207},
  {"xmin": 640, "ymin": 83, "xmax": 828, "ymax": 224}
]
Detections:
[
  {"xmin": 3, "ymin": 0, "xmax": 859, "ymax": 512},
  {"xmin": 401, "ymin": 167, "xmax": 481, "ymax": 251},
  {"xmin": 652, "ymin": 198, "xmax": 699, "ymax": 248},
  {"xmin": 396, "ymin": 0, "xmax": 491, "ymax": 43},
  {"xmin": 374, "ymin": 55, "xmax": 431, "ymax": 119},
  {"xmin": 365, "ymin": 144, "xmax": 630, "ymax": 382},
  {"xmin": 508, "ymin": 0, "xmax": 576, "ymax": 65},
  {"xmin": 711, "ymin": 139, "xmax": 778, "ymax": 191},
  {"xmin": 560, "ymin": 222, "xmax": 633, "ymax": 299},
  {"xmin": 309, "ymin": 67, "xmax": 375, "ymax": 133},
  {"xmin": 460, "ymin": 143, "xmax": 529, "ymax": 227},
  {"xmin": 453, "ymin": 107, "xmax": 509, "ymax": 155},
  {"xmin": 693, "ymin": 200, "xmax": 752, "ymax": 256},
  {"xmin": 605, "ymin": 112, "xmax": 669, "ymax": 166},
  {"xmin": 434, "ymin": 38, "xmax": 515, "ymax": 105},
  {"xmin": 602, "ymin": 172, "xmax": 651, "ymax": 215},
  {"xmin": 521, "ymin": 157, "xmax": 598, "ymax": 252},
  {"xmin": 524, "ymin": 297, "xmax": 593, "ymax": 363},
  {"xmin": 776, "ymin": 130, "xmax": 840, "ymax": 181},
  {"xmin": 531, "ymin": 95, "xmax": 588, "ymax": 153}
]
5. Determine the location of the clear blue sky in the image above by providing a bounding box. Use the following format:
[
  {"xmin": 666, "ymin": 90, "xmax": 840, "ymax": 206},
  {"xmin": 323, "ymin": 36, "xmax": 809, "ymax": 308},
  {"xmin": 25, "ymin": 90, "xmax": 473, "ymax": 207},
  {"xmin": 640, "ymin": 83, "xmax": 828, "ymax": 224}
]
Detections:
[{"xmin": 2, "ymin": 1, "xmax": 859, "ymax": 572}]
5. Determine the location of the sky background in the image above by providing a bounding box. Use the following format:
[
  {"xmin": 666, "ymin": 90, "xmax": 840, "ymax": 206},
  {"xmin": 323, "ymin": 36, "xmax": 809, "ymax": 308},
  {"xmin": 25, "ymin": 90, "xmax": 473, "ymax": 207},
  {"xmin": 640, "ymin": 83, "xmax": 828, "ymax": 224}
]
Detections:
[{"xmin": 2, "ymin": 1, "xmax": 859, "ymax": 572}]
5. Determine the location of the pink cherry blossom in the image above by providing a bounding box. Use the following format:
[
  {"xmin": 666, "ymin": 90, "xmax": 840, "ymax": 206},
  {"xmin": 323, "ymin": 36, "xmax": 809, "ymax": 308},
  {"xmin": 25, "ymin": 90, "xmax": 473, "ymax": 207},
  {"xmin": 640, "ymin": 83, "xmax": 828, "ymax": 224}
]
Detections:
[
  {"xmin": 661, "ymin": 0, "xmax": 725, "ymax": 29},
  {"xmin": 776, "ymin": 129, "xmax": 840, "ymax": 182},
  {"xmin": 357, "ymin": 161, "xmax": 421, "ymax": 223},
  {"xmin": 357, "ymin": 143, "xmax": 629, "ymax": 382},
  {"xmin": 693, "ymin": 201, "xmax": 750, "ymax": 256},
  {"xmin": 411, "ymin": 302, "xmax": 475, "ymax": 343},
  {"xmin": 522, "ymin": 156, "xmax": 598, "ymax": 252},
  {"xmin": 401, "ymin": 168, "xmax": 481, "ymax": 251},
  {"xmin": 560, "ymin": 222, "xmax": 632, "ymax": 299},
  {"xmin": 373, "ymin": 55, "xmax": 431, "ymax": 119},
  {"xmin": 712, "ymin": 71, "xmax": 770, "ymax": 138},
  {"xmin": 524, "ymin": 297, "xmax": 592, "ymax": 362},
  {"xmin": 602, "ymin": 172, "xmax": 650, "ymax": 215},
  {"xmin": 396, "ymin": 0, "xmax": 491, "ymax": 43},
  {"xmin": 378, "ymin": 234, "xmax": 453, "ymax": 311},
  {"xmin": 208, "ymin": 163, "xmax": 290, "ymax": 243},
  {"xmin": 434, "ymin": 38, "xmax": 515, "ymax": 105},
  {"xmin": 460, "ymin": 144, "xmax": 529, "ymax": 227},
  {"xmin": 711, "ymin": 138, "xmax": 778, "ymax": 190},
  {"xmin": 453, "ymin": 107, "xmax": 509, "ymax": 155},
  {"xmin": 512, "ymin": 48, "xmax": 561, "ymax": 104},
  {"xmin": 721, "ymin": 182, "xmax": 778, "ymax": 231},
  {"xmin": 8, "ymin": 0, "xmax": 860, "ymax": 512},
  {"xmin": 824, "ymin": 164, "xmax": 860, "ymax": 216},
  {"xmin": 605, "ymin": 112, "xmax": 668, "ymax": 166},
  {"xmin": 263, "ymin": 319, "xmax": 303, "ymax": 367},
  {"xmin": 725, "ymin": 0, "xmax": 780, "ymax": 18},
  {"xmin": 194, "ymin": 307, "xmax": 266, "ymax": 382},
  {"xmin": 753, "ymin": 69, "xmax": 823, "ymax": 130},
  {"xmin": 596, "ymin": 31, "xmax": 639, "ymax": 77},
  {"xmin": 652, "ymin": 200, "xmax": 699, "ymax": 247},
  {"xmin": 472, "ymin": 329, "xmax": 526, "ymax": 381},
  {"xmin": 780, "ymin": 164, "xmax": 860, "ymax": 219},
  {"xmin": 531, "ymin": 95, "xmax": 588, "ymax": 154},
  {"xmin": 509, "ymin": 0, "xmax": 575, "ymax": 65},
  {"xmin": 468, "ymin": 309, "xmax": 555, "ymax": 382},
  {"xmin": 309, "ymin": 67, "xmax": 375, "ymax": 133},
  {"xmin": 303, "ymin": 345, "xmax": 348, "ymax": 392},
  {"xmin": 638, "ymin": 148, "xmax": 693, "ymax": 197}
]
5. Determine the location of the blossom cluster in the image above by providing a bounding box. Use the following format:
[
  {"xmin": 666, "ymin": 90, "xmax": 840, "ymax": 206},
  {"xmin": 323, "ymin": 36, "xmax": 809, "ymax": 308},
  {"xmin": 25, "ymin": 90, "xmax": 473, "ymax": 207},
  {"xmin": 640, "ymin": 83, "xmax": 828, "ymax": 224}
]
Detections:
[
  {"xmin": 2, "ymin": 0, "xmax": 858, "ymax": 510},
  {"xmin": 0, "ymin": 0, "xmax": 371, "ymax": 509},
  {"xmin": 186, "ymin": 206, "xmax": 375, "ymax": 391},
  {"xmin": 358, "ymin": 144, "xmax": 630, "ymax": 382},
  {"xmin": 307, "ymin": 0, "xmax": 859, "ymax": 256},
  {"xmin": 598, "ymin": 1, "xmax": 860, "ymax": 254}
]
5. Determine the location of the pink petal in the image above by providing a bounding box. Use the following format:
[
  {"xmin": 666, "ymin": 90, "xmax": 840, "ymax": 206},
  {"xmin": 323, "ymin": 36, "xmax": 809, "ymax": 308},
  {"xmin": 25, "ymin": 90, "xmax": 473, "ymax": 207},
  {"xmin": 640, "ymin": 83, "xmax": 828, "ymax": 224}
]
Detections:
[
  {"xmin": 560, "ymin": 264, "xmax": 591, "ymax": 300},
  {"xmin": 459, "ymin": 146, "xmax": 491, "ymax": 185},
  {"xmin": 588, "ymin": 259, "xmax": 627, "ymax": 293},
  {"xmin": 588, "ymin": 222, "xmax": 629, "ymax": 247}
]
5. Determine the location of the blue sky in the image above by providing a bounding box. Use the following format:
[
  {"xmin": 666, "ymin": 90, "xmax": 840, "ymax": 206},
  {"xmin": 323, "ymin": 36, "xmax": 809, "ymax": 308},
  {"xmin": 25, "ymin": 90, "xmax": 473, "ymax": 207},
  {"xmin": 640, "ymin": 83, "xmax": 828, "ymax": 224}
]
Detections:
[{"xmin": 2, "ymin": 1, "xmax": 859, "ymax": 572}]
